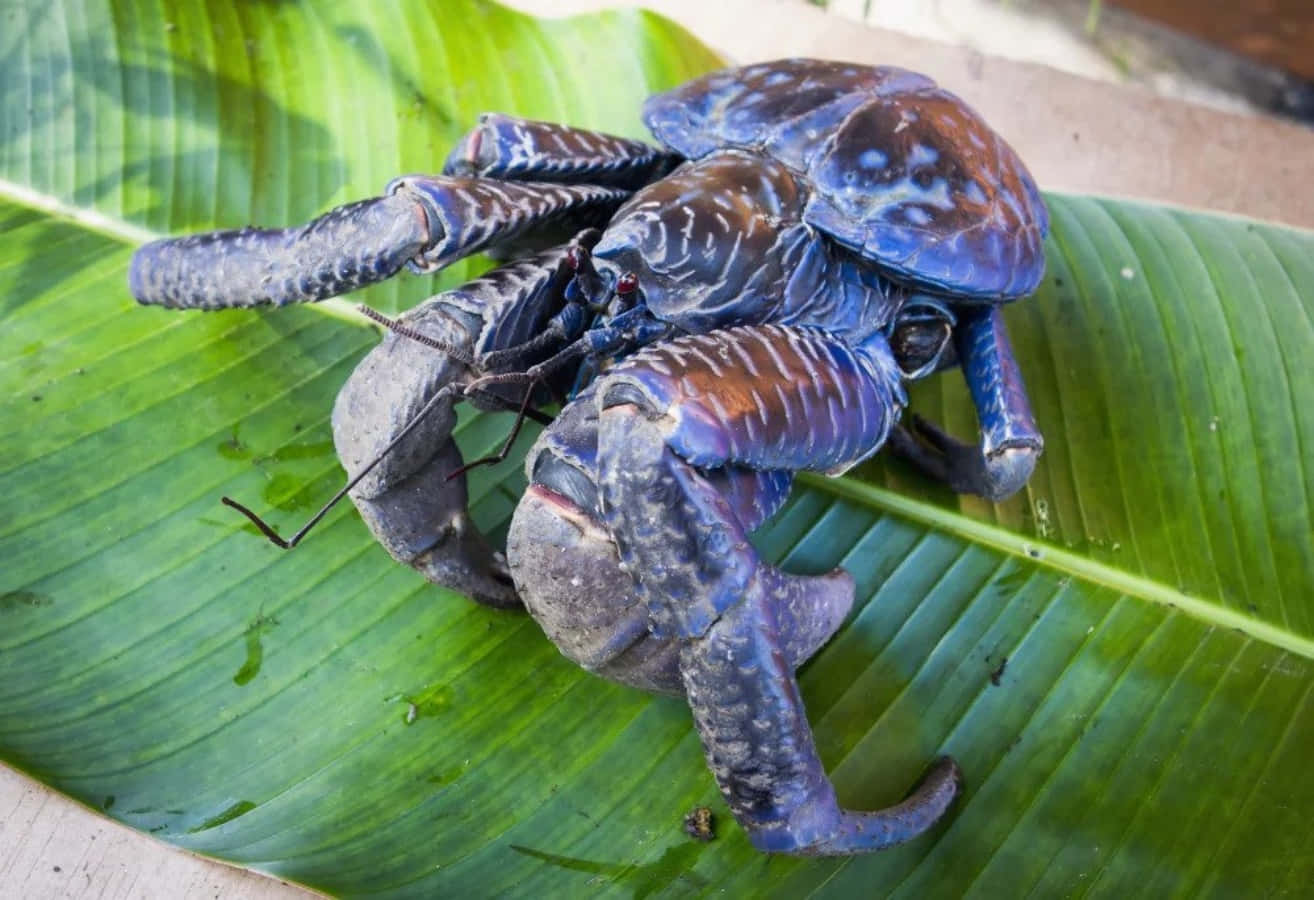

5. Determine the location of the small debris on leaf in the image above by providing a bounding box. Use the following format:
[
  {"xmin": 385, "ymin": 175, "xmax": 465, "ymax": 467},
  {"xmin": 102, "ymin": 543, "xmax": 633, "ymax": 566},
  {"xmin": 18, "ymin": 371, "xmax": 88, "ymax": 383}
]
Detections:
[
  {"xmin": 684, "ymin": 806, "xmax": 715, "ymax": 842},
  {"xmin": 989, "ymin": 656, "xmax": 1008, "ymax": 686}
]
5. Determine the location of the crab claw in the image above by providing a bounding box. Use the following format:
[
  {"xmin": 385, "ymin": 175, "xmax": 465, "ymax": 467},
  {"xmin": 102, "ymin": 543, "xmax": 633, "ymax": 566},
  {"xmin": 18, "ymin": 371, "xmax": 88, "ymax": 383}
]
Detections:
[
  {"xmin": 327, "ymin": 239, "xmax": 598, "ymax": 610},
  {"xmin": 509, "ymin": 483, "xmax": 683, "ymax": 692},
  {"xmin": 331, "ymin": 300, "xmax": 521, "ymax": 608}
]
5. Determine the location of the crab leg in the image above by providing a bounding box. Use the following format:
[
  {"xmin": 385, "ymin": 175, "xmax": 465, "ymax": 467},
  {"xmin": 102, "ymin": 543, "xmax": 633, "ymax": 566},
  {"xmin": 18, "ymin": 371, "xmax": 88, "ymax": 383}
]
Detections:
[
  {"xmin": 593, "ymin": 325, "xmax": 960, "ymax": 855},
  {"xmin": 443, "ymin": 114, "xmax": 680, "ymax": 188},
  {"xmin": 891, "ymin": 305, "xmax": 1043, "ymax": 501},
  {"xmin": 129, "ymin": 178, "xmax": 628, "ymax": 309},
  {"xmin": 324, "ymin": 236, "xmax": 596, "ymax": 608}
]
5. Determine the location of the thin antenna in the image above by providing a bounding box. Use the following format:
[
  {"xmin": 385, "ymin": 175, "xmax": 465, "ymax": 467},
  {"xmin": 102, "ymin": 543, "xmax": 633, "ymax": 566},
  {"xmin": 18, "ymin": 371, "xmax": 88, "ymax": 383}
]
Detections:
[
  {"xmin": 357, "ymin": 305, "xmax": 476, "ymax": 366},
  {"xmin": 222, "ymin": 383, "xmax": 462, "ymax": 549},
  {"xmin": 359, "ymin": 302, "xmax": 553, "ymax": 424},
  {"xmin": 223, "ymin": 307, "xmax": 560, "ymax": 549},
  {"xmin": 445, "ymin": 382, "xmax": 539, "ymax": 481}
]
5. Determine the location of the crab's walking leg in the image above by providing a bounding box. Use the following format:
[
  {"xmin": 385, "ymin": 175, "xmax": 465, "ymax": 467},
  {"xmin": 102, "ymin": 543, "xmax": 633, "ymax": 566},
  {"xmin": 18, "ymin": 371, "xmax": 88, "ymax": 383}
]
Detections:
[
  {"xmin": 331, "ymin": 237, "xmax": 594, "ymax": 609},
  {"xmin": 891, "ymin": 305, "xmax": 1042, "ymax": 501},
  {"xmin": 129, "ymin": 177, "xmax": 628, "ymax": 309},
  {"xmin": 443, "ymin": 114, "xmax": 680, "ymax": 188},
  {"xmin": 594, "ymin": 325, "xmax": 960, "ymax": 855}
]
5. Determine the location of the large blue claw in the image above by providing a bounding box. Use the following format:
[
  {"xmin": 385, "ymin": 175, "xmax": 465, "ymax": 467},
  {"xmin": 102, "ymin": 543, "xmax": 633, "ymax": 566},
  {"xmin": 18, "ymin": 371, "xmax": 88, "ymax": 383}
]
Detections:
[{"xmin": 682, "ymin": 577, "xmax": 961, "ymax": 856}]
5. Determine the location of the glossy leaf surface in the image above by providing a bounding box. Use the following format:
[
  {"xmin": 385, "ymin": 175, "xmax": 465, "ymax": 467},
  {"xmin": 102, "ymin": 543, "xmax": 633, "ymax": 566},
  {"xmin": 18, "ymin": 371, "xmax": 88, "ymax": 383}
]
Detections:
[{"xmin": 2, "ymin": 1, "xmax": 1312, "ymax": 896}]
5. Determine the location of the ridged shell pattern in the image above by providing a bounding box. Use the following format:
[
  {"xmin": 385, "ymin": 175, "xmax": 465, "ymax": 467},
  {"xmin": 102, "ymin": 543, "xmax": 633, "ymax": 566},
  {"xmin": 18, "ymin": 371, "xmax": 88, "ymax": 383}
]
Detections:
[
  {"xmin": 442, "ymin": 114, "xmax": 677, "ymax": 189},
  {"xmin": 603, "ymin": 324, "xmax": 906, "ymax": 476},
  {"xmin": 643, "ymin": 58, "xmax": 1048, "ymax": 300}
]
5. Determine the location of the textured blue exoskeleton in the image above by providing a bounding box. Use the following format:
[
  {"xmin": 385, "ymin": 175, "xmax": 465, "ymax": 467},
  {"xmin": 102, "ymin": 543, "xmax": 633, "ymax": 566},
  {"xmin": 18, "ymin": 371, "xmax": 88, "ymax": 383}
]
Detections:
[{"xmin": 130, "ymin": 59, "xmax": 1048, "ymax": 856}]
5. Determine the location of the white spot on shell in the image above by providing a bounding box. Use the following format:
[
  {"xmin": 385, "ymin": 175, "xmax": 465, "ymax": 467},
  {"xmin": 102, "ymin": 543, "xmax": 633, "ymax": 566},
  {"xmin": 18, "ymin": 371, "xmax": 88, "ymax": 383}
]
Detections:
[
  {"xmin": 859, "ymin": 149, "xmax": 887, "ymax": 169},
  {"xmin": 908, "ymin": 144, "xmax": 939, "ymax": 167},
  {"xmin": 904, "ymin": 206, "xmax": 932, "ymax": 226}
]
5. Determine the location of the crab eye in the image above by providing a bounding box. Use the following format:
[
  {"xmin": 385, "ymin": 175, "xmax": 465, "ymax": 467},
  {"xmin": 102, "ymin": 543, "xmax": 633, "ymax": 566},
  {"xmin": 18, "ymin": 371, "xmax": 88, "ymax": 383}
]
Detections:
[
  {"xmin": 891, "ymin": 301, "xmax": 955, "ymax": 378},
  {"xmin": 616, "ymin": 271, "xmax": 639, "ymax": 295}
]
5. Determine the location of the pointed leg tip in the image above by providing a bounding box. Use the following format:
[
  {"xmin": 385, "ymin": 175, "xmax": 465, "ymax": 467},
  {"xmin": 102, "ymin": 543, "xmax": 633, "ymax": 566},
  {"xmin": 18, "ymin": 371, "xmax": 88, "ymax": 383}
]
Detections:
[{"xmin": 924, "ymin": 755, "xmax": 964, "ymax": 801}]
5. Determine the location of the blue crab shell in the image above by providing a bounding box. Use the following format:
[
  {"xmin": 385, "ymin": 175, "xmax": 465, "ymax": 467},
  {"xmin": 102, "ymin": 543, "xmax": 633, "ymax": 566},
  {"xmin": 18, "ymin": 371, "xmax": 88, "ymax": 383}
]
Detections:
[{"xmin": 643, "ymin": 58, "xmax": 1048, "ymax": 301}]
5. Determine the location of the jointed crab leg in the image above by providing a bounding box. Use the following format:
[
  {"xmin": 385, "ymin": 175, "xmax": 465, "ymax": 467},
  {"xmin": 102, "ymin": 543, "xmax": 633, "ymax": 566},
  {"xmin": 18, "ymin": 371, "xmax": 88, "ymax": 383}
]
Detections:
[
  {"xmin": 591, "ymin": 324, "xmax": 960, "ymax": 854},
  {"xmin": 443, "ymin": 114, "xmax": 680, "ymax": 188},
  {"xmin": 129, "ymin": 192, "xmax": 430, "ymax": 309},
  {"xmin": 680, "ymin": 592, "xmax": 961, "ymax": 854},
  {"xmin": 129, "ymin": 177, "xmax": 628, "ymax": 309},
  {"xmin": 891, "ymin": 305, "xmax": 1042, "ymax": 500}
]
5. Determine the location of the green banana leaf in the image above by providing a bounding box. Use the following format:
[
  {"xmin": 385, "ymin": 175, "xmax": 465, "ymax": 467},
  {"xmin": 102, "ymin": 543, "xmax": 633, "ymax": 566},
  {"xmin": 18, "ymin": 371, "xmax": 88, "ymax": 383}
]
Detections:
[{"xmin": 3, "ymin": 0, "xmax": 1312, "ymax": 896}]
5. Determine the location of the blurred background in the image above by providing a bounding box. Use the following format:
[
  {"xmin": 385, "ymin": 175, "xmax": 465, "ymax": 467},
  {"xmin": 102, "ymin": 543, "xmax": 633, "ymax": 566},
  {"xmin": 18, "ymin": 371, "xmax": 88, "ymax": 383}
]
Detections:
[{"xmin": 808, "ymin": 0, "xmax": 1314, "ymax": 126}]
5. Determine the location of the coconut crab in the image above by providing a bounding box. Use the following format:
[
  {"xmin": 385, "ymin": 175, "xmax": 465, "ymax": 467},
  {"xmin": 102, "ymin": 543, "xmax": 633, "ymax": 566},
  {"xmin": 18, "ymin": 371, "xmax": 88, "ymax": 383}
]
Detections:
[{"xmin": 129, "ymin": 59, "xmax": 1047, "ymax": 856}]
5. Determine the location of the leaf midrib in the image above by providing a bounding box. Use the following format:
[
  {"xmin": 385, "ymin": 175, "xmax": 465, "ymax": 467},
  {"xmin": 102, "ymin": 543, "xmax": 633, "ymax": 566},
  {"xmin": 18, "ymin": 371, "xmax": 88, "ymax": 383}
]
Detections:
[
  {"xmin": 0, "ymin": 178, "xmax": 368, "ymax": 325},
  {"xmin": 8, "ymin": 178, "xmax": 1306, "ymax": 662},
  {"xmin": 803, "ymin": 472, "xmax": 1314, "ymax": 660}
]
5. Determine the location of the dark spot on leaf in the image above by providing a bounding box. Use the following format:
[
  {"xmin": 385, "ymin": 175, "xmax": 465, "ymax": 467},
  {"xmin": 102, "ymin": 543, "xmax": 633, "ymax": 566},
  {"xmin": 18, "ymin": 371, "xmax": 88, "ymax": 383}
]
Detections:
[
  {"xmin": 102, "ymin": 795, "xmax": 115, "ymax": 811},
  {"xmin": 188, "ymin": 800, "xmax": 257, "ymax": 833},
  {"xmin": 262, "ymin": 472, "xmax": 315, "ymax": 512},
  {"xmin": 256, "ymin": 439, "xmax": 334, "ymax": 464},
  {"xmin": 511, "ymin": 844, "xmax": 611, "ymax": 876},
  {"xmin": 233, "ymin": 612, "xmax": 279, "ymax": 686},
  {"xmin": 989, "ymin": 656, "xmax": 1008, "ymax": 687},
  {"xmin": 511, "ymin": 840, "xmax": 709, "ymax": 897},
  {"xmin": 0, "ymin": 590, "xmax": 53, "ymax": 612},
  {"xmin": 217, "ymin": 426, "xmax": 250, "ymax": 460},
  {"xmin": 424, "ymin": 761, "xmax": 469, "ymax": 787},
  {"xmin": 990, "ymin": 568, "xmax": 1031, "ymax": 595}
]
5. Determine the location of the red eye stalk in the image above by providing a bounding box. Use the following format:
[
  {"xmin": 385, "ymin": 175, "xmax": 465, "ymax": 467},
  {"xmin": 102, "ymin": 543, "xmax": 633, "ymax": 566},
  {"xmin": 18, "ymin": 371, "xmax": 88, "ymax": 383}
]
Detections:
[{"xmin": 566, "ymin": 245, "xmax": 589, "ymax": 271}]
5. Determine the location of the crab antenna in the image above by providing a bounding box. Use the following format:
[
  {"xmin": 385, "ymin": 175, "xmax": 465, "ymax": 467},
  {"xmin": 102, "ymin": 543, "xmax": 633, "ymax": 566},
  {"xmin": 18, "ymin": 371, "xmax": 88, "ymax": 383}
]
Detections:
[
  {"xmin": 222, "ymin": 382, "xmax": 463, "ymax": 550},
  {"xmin": 357, "ymin": 305, "xmax": 476, "ymax": 366},
  {"xmin": 445, "ymin": 381, "xmax": 540, "ymax": 481},
  {"xmin": 357, "ymin": 303, "xmax": 552, "ymax": 425}
]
